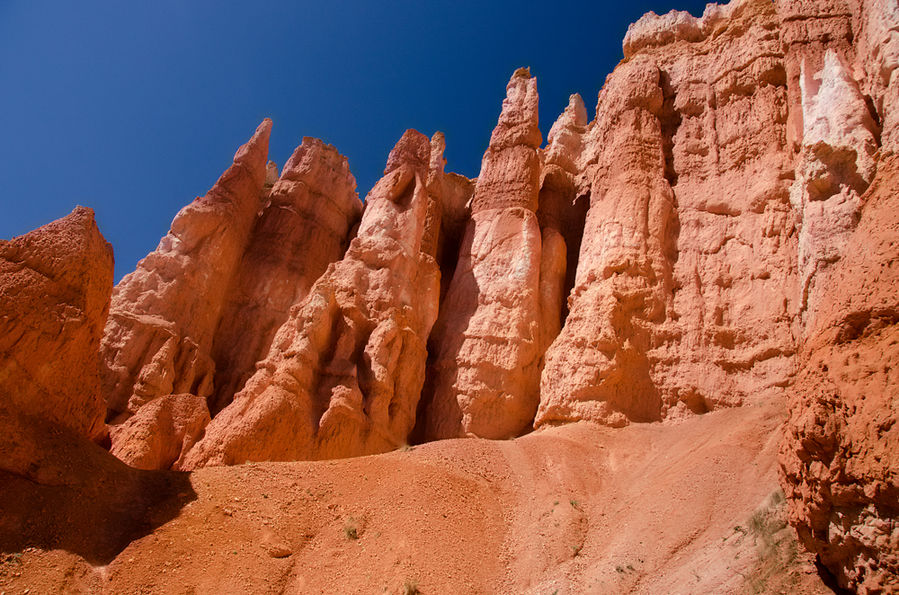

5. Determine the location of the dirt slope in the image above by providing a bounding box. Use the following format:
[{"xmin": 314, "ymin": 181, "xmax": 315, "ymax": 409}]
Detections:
[{"xmin": 1, "ymin": 398, "xmax": 829, "ymax": 594}]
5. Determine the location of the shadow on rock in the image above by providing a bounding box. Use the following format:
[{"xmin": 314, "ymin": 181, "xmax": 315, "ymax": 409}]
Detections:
[{"xmin": 0, "ymin": 418, "xmax": 196, "ymax": 565}]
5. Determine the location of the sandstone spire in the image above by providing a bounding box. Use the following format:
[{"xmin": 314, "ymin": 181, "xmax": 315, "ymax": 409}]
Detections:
[
  {"xmin": 419, "ymin": 68, "xmax": 544, "ymax": 441},
  {"xmin": 538, "ymin": 0, "xmax": 800, "ymax": 427},
  {"xmin": 536, "ymin": 58, "xmax": 676, "ymax": 428},
  {"xmin": 537, "ymin": 94, "xmax": 588, "ymax": 354},
  {"xmin": 101, "ymin": 119, "xmax": 272, "ymax": 419},
  {"xmin": 208, "ymin": 137, "xmax": 362, "ymax": 413},
  {"xmin": 182, "ymin": 129, "xmax": 437, "ymax": 466}
]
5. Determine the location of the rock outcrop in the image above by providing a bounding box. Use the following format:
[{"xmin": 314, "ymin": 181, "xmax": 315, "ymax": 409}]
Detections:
[
  {"xmin": 538, "ymin": 0, "xmax": 800, "ymax": 427},
  {"xmin": 779, "ymin": 154, "xmax": 899, "ymax": 593},
  {"xmin": 101, "ymin": 120, "xmax": 273, "ymax": 419},
  {"xmin": 7, "ymin": 0, "xmax": 897, "ymax": 587},
  {"xmin": 419, "ymin": 68, "xmax": 546, "ymax": 441},
  {"xmin": 0, "ymin": 207, "xmax": 114, "ymax": 477},
  {"xmin": 182, "ymin": 130, "xmax": 437, "ymax": 466},
  {"xmin": 109, "ymin": 393, "xmax": 211, "ymax": 471},
  {"xmin": 209, "ymin": 137, "xmax": 361, "ymax": 413}
]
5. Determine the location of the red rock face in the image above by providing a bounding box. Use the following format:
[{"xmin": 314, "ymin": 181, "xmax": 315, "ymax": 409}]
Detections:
[
  {"xmin": 209, "ymin": 137, "xmax": 362, "ymax": 414},
  {"xmin": 101, "ymin": 120, "xmax": 273, "ymax": 419},
  {"xmin": 181, "ymin": 130, "xmax": 438, "ymax": 466},
  {"xmin": 538, "ymin": 0, "xmax": 799, "ymax": 427},
  {"xmin": 7, "ymin": 0, "xmax": 896, "ymax": 585},
  {"xmin": 0, "ymin": 207, "xmax": 114, "ymax": 476},
  {"xmin": 109, "ymin": 393, "xmax": 211, "ymax": 471},
  {"xmin": 419, "ymin": 68, "xmax": 546, "ymax": 441},
  {"xmin": 779, "ymin": 0, "xmax": 880, "ymax": 332},
  {"xmin": 779, "ymin": 155, "xmax": 899, "ymax": 593}
]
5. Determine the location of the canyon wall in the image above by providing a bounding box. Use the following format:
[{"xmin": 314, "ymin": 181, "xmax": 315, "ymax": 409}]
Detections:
[{"xmin": 1, "ymin": 0, "xmax": 896, "ymax": 590}]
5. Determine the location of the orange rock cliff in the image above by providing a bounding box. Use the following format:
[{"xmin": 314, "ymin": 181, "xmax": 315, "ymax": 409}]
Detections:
[{"xmin": 1, "ymin": 0, "xmax": 896, "ymax": 592}]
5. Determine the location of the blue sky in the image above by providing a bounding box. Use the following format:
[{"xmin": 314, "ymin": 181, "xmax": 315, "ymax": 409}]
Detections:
[{"xmin": 0, "ymin": 0, "xmax": 708, "ymax": 280}]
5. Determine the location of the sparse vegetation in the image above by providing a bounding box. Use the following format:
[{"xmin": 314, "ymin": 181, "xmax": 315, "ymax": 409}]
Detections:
[
  {"xmin": 741, "ymin": 490, "xmax": 805, "ymax": 594},
  {"xmin": 747, "ymin": 490, "xmax": 787, "ymax": 550},
  {"xmin": 571, "ymin": 544, "xmax": 582, "ymax": 556},
  {"xmin": 403, "ymin": 578, "xmax": 420, "ymax": 594},
  {"xmin": 344, "ymin": 517, "xmax": 359, "ymax": 540},
  {"xmin": 569, "ymin": 499, "xmax": 581, "ymax": 510}
]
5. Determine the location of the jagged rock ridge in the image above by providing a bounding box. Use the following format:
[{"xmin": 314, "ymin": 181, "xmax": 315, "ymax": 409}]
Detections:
[{"xmin": 0, "ymin": 0, "xmax": 896, "ymax": 591}]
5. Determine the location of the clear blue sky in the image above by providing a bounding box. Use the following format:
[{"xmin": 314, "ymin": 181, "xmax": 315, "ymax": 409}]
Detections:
[{"xmin": 0, "ymin": 0, "xmax": 708, "ymax": 280}]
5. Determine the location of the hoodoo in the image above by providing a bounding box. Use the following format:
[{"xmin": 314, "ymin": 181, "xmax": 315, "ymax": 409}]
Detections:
[{"xmin": 2, "ymin": 0, "xmax": 897, "ymax": 592}]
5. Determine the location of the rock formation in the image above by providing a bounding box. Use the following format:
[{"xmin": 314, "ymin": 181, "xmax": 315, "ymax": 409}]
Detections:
[
  {"xmin": 209, "ymin": 137, "xmax": 362, "ymax": 413},
  {"xmin": 109, "ymin": 393, "xmax": 211, "ymax": 471},
  {"xmin": 182, "ymin": 130, "xmax": 437, "ymax": 466},
  {"xmin": 538, "ymin": 0, "xmax": 799, "ymax": 427},
  {"xmin": 0, "ymin": 207, "xmax": 114, "ymax": 477},
  {"xmin": 5, "ymin": 0, "xmax": 897, "ymax": 588},
  {"xmin": 101, "ymin": 120, "xmax": 273, "ymax": 419},
  {"xmin": 419, "ymin": 68, "xmax": 546, "ymax": 441},
  {"xmin": 779, "ymin": 154, "xmax": 899, "ymax": 593}
]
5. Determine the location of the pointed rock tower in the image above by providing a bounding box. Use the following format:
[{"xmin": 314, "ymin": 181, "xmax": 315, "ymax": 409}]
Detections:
[
  {"xmin": 182, "ymin": 129, "xmax": 438, "ymax": 466},
  {"xmin": 100, "ymin": 120, "xmax": 272, "ymax": 419},
  {"xmin": 420, "ymin": 68, "xmax": 544, "ymax": 441}
]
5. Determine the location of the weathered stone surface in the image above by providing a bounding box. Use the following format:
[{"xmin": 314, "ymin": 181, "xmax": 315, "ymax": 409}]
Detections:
[
  {"xmin": 538, "ymin": 0, "xmax": 800, "ymax": 428},
  {"xmin": 109, "ymin": 393, "xmax": 211, "ymax": 471},
  {"xmin": 853, "ymin": 0, "xmax": 899, "ymax": 151},
  {"xmin": 778, "ymin": 0, "xmax": 881, "ymax": 329},
  {"xmin": 182, "ymin": 130, "xmax": 437, "ymax": 466},
  {"xmin": 209, "ymin": 137, "xmax": 362, "ymax": 413},
  {"xmin": 780, "ymin": 154, "xmax": 899, "ymax": 594},
  {"xmin": 419, "ymin": 68, "xmax": 544, "ymax": 441},
  {"xmin": 101, "ymin": 120, "xmax": 272, "ymax": 419},
  {"xmin": 538, "ymin": 93, "xmax": 588, "ymax": 355},
  {"xmin": 0, "ymin": 207, "xmax": 114, "ymax": 476}
]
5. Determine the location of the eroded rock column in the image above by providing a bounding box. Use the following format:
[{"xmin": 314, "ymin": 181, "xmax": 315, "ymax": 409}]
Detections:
[
  {"xmin": 537, "ymin": 59, "xmax": 676, "ymax": 428},
  {"xmin": 209, "ymin": 137, "xmax": 362, "ymax": 413},
  {"xmin": 537, "ymin": 93, "xmax": 587, "ymax": 354},
  {"xmin": 101, "ymin": 120, "xmax": 272, "ymax": 418},
  {"xmin": 420, "ymin": 68, "xmax": 544, "ymax": 440},
  {"xmin": 182, "ymin": 130, "xmax": 437, "ymax": 466}
]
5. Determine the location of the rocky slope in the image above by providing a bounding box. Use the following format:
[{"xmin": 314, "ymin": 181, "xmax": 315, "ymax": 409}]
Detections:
[{"xmin": 1, "ymin": 0, "xmax": 897, "ymax": 592}]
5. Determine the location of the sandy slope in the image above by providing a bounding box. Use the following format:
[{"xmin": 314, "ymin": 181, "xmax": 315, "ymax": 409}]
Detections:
[{"xmin": 0, "ymin": 398, "xmax": 830, "ymax": 594}]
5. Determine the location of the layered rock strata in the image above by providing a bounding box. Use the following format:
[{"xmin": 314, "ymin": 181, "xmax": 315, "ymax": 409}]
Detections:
[
  {"xmin": 5, "ymin": 0, "xmax": 893, "ymax": 586},
  {"xmin": 538, "ymin": 0, "xmax": 800, "ymax": 427},
  {"xmin": 0, "ymin": 207, "xmax": 114, "ymax": 477},
  {"xmin": 420, "ymin": 68, "xmax": 546, "ymax": 440},
  {"xmin": 100, "ymin": 120, "xmax": 273, "ymax": 418},
  {"xmin": 182, "ymin": 130, "xmax": 438, "ymax": 466}
]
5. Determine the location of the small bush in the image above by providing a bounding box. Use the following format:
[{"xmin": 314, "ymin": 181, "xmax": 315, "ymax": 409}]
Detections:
[{"xmin": 344, "ymin": 517, "xmax": 359, "ymax": 540}]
